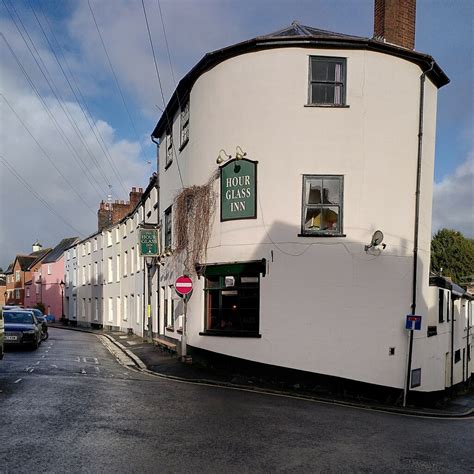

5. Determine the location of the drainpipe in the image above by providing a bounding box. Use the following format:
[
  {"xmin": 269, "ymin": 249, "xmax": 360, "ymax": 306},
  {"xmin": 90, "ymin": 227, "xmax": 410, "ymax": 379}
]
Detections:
[
  {"xmin": 151, "ymin": 136, "xmax": 160, "ymax": 337},
  {"xmin": 404, "ymin": 61, "xmax": 435, "ymax": 407}
]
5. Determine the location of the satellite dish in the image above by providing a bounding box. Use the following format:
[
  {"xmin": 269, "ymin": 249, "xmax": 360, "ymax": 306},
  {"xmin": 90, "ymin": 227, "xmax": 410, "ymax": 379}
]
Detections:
[
  {"xmin": 365, "ymin": 230, "xmax": 385, "ymax": 252},
  {"xmin": 371, "ymin": 230, "xmax": 384, "ymax": 246}
]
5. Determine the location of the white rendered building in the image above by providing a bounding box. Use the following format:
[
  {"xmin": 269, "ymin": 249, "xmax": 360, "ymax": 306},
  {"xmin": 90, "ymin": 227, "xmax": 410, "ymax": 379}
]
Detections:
[
  {"xmin": 64, "ymin": 176, "xmax": 159, "ymax": 335},
  {"xmin": 150, "ymin": 5, "xmax": 472, "ymax": 398}
]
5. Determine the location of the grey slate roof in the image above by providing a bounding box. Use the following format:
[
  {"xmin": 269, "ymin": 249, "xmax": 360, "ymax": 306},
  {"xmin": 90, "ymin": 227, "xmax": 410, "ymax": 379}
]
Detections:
[
  {"xmin": 43, "ymin": 237, "xmax": 79, "ymax": 264},
  {"xmin": 258, "ymin": 21, "xmax": 365, "ymax": 41}
]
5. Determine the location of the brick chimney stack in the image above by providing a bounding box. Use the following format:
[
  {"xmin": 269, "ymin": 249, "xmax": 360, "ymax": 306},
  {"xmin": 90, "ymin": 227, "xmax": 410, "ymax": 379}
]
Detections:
[
  {"xmin": 374, "ymin": 0, "xmax": 416, "ymax": 50},
  {"xmin": 97, "ymin": 186, "xmax": 144, "ymax": 231}
]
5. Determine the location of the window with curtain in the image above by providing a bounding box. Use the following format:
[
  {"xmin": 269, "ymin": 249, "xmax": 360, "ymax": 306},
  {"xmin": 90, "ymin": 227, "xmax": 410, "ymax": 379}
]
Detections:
[
  {"xmin": 308, "ymin": 56, "xmax": 346, "ymax": 106},
  {"xmin": 301, "ymin": 175, "xmax": 344, "ymax": 236}
]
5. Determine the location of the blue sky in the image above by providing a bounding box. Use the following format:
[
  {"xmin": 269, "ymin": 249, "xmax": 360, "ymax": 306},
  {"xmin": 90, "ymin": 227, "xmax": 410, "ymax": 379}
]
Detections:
[{"xmin": 0, "ymin": 0, "xmax": 472, "ymax": 267}]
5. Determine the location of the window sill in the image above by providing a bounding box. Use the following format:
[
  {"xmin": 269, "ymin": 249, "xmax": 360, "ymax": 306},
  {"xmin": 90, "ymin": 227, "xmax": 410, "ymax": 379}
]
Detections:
[
  {"xmin": 298, "ymin": 233, "xmax": 346, "ymax": 238},
  {"xmin": 179, "ymin": 139, "xmax": 189, "ymax": 152},
  {"xmin": 176, "ymin": 328, "xmax": 183, "ymax": 334},
  {"xmin": 199, "ymin": 331, "xmax": 261, "ymax": 338},
  {"xmin": 164, "ymin": 160, "xmax": 173, "ymax": 170},
  {"xmin": 166, "ymin": 326, "xmax": 175, "ymax": 332},
  {"xmin": 304, "ymin": 104, "xmax": 350, "ymax": 108}
]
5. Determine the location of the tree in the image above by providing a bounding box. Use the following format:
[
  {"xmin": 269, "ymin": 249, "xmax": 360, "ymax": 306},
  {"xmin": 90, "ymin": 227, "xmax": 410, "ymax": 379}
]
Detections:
[{"xmin": 431, "ymin": 229, "xmax": 474, "ymax": 286}]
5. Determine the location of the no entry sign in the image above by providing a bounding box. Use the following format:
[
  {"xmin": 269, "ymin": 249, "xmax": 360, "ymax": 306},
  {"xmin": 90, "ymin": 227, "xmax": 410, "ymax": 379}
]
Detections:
[{"xmin": 175, "ymin": 275, "xmax": 193, "ymax": 297}]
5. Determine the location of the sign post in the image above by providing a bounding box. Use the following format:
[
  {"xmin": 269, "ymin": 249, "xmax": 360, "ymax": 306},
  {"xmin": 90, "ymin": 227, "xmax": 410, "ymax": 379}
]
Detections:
[
  {"xmin": 139, "ymin": 229, "xmax": 159, "ymax": 341},
  {"xmin": 403, "ymin": 314, "xmax": 422, "ymax": 407},
  {"xmin": 175, "ymin": 275, "xmax": 193, "ymax": 359}
]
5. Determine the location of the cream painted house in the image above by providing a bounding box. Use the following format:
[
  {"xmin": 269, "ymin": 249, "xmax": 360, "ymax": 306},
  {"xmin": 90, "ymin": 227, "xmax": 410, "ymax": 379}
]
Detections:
[{"xmin": 150, "ymin": 7, "xmax": 472, "ymax": 399}]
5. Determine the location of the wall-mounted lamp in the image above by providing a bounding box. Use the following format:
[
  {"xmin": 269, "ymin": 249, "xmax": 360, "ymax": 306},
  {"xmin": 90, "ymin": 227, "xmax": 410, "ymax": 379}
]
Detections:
[
  {"xmin": 216, "ymin": 149, "xmax": 232, "ymax": 164},
  {"xmin": 216, "ymin": 146, "xmax": 247, "ymax": 165},
  {"xmin": 365, "ymin": 230, "xmax": 386, "ymax": 252},
  {"xmin": 235, "ymin": 146, "xmax": 247, "ymax": 160}
]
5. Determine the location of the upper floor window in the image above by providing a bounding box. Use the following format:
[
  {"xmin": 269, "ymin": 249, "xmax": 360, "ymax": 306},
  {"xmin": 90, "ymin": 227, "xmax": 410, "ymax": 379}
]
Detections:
[
  {"xmin": 47, "ymin": 264, "xmax": 51, "ymax": 275},
  {"xmin": 115, "ymin": 227, "xmax": 120, "ymax": 243},
  {"xmin": 301, "ymin": 175, "xmax": 344, "ymax": 236},
  {"xmin": 87, "ymin": 242, "xmax": 91, "ymax": 254},
  {"xmin": 180, "ymin": 101, "xmax": 190, "ymax": 149},
  {"xmin": 15, "ymin": 270, "xmax": 20, "ymax": 282},
  {"xmin": 164, "ymin": 206, "xmax": 172, "ymax": 250},
  {"xmin": 94, "ymin": 238, "xmax": 98, "ymax": 252},
  {"xmin": 165, "ymin": 131, "xmax": 173, "ymax": 168},
  {"xmin": 308, "ymin": 56, "xmax": 346, "ymax": 106},
  {"xmin": 107, "ymin": 231, "xmax": 112, "ymax": 247}
]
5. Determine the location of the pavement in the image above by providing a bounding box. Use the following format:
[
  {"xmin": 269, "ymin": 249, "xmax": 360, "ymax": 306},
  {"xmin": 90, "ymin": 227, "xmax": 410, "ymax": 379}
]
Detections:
[{"xmin": 50, "ymin": 323, "xmax": 474, "ymax": 419}]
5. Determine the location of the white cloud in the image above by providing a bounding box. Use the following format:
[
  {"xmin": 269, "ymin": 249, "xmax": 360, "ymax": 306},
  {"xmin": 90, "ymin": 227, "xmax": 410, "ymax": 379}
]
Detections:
[{"xmin": 432, "ymin": 151, "xmax": 474, "ymax": 237}]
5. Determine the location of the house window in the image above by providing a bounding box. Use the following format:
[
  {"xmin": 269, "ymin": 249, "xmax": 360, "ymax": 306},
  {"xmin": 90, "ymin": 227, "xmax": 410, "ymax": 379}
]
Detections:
[
  {"xmin": 87, "ymin": 242, "xmax": 91, "ymax": 254},
  {"xmin": 116, "ymin": 296, "xmax": 121, "ymax": 323},
  {"xmin": 108, "ymin": 297, "xmax": 113, "ymax": 322},
  {"xmin": 94, "ymin": 298, "xmax": 99, "ymax": 322},
  {"xmin": 88, "ymin": 264, "xmax": 91, "ymax": 285},
  {"xmin": 15, "ymin": 270, "xmax": 20, "ymax": 282},
  {"xmin": 308, "ymin": 56, "xmax": 346, "ymax": 106},
  {"xmin": 454, "ymin": 349, "xmax": 461, "ymax": 363},
  {"xmin": 107, "ymin": 231, "xmax": 112, "ymax": 247},
  {"xmin": 164, "ymin": 206, "xmax": 172, "ymax": 250},
  {"xmin": 123, "ymin": 251, "xmax": 128, "ymax": 276},
  {"xmin": 165, "ymin": 132, "xmax": 173, "ymax": 167},
  {"xmin": 47, "ymin": 264, "xmax": 51, "ymax": 275},
  {"xmin": 180, "ymin": 101, "xmax": 190, "ymax": 149},
  {"xmin": 26, "ymin": 288, "xmax": 30, "ymax": 298},
  {"xmin": 131, "ymin": 247, "xmax": 135, "ymax": 275},
  {"xmin": 94, "ymin": 238, "xmax": 98, "ymax": 252},
  {"xmin": 447, "ymin": 293, "xmax": 450, "ymax": 322},
  {"xmin": 108, "ymin": 257, "xmax": 113, "ymax": 283},
  {"xmin": 82, "ymin": 266, "xmax": 86, "ymax": 285},
  {"xmin": 115, "ymin": 227, "xmax": 120, "ymax": 243},
  {"xmin": 200, "ymin": 261, "xmax": 265, "ymax": 337},
  {"xmin": 94, "ymin": 262, "xmax": 98, "ymax": 285},
  {"xmin": 123, "ymin": 295, "xmax": 128, "ymax": 321},
  {"xmin": 116, "ymin": 255, "xmax": 121, "ymax": 281},
  {"xmin": 301, "ymin": 175, "xmax": 344, "ymax": 236},
  {"xmin": 136, "ymin": 294, "xmax": 141, "ymax": 325},
  {"xmin": 438, "ymin": 289, "xmax": 444, "ymax": 323},
  {"xmin": 15, "ymin": 289, "xmax": 20, "ymax": 299}
]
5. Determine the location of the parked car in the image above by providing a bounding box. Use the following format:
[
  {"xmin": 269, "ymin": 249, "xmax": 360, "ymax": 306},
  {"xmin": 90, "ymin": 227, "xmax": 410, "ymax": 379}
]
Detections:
[
  {"xmin": 0, "ymin": 310, "xmax": 4, "ymax": 360},
  {"xmin": 3, "ymin": 310, "xmax": 42, "ymax": 349},
  {"xmin": 24, "ymin": 308, "xmax": 49, "ymax": 340}
]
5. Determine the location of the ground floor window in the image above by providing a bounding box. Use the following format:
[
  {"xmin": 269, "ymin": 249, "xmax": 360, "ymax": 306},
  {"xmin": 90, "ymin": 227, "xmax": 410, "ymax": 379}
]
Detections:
[{"xmin": 199, "ymin": 260, "xmax": 265, "ymax": 337}]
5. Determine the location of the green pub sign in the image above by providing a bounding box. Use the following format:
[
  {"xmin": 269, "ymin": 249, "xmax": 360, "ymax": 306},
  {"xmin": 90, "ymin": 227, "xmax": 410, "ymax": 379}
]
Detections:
[
  {"xmin": 220, "ymin": 158, "xmax": 257, "ymax": 221},
  {"xmin": 139, "ymin": 228, "xmax": 159, "ymax": 256}
]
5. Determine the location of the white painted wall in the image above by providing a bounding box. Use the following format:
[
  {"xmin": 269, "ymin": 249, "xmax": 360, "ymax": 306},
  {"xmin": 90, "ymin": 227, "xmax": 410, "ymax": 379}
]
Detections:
[{"xmin": 158, "ymin": 46, "xmax": 447, "ymax": 392}]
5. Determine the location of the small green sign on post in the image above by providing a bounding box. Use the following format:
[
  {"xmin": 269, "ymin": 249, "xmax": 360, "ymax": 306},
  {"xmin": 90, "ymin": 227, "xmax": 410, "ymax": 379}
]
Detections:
[
  {"xmin": 220, "ymin": 158, "xmax": 257, "ymax": 221},
  {"xmin": 139, "ymin": 228, "xmax": 159, "ymax": 256}
]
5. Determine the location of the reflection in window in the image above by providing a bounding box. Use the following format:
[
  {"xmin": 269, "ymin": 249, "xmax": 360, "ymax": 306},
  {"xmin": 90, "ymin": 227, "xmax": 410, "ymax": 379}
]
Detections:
[
  {"xmin": 302, "ymin": 175, "xmax": 343, "ymax": 235},
  {"xmin": 205, "ymin": 275, "xmax": 259, "ymax": 334}
]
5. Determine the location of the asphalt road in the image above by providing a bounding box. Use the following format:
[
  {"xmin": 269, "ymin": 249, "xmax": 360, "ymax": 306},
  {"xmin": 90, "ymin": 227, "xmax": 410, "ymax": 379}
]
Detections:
[{"xmin": 0, "ymin": 329, "xmax": 473, "ymax": 473}]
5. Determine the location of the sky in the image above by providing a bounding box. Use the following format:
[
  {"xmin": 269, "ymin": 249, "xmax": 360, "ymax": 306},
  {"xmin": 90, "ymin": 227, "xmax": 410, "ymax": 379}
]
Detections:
[{"xmin": 0, "ymin": 0, "xmax": 472, "ymax": 269}]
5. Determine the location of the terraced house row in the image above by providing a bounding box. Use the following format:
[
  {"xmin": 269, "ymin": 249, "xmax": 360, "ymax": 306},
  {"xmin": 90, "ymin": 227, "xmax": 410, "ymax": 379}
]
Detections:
[{"xmin": 64, "ymin": 176, "xmax": 158, "ymax": 336}]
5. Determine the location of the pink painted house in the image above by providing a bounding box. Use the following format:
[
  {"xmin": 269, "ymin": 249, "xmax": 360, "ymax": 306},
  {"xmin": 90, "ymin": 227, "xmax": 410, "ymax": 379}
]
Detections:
[{"xmin": 24, "ymin": 238, "xmax": 79, "ymax": 320}]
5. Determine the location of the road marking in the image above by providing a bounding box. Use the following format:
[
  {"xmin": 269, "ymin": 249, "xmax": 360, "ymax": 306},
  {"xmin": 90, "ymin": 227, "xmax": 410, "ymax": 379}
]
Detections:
[
  {"xmin": 51, "ymin": 364, "xmax": 58, "ymax": 368},
  {"xmin": 41, "ymin": 355, "xmax": 46, "ymax": 359},
  {"xmin": 80, "ymin": 369, "xmax": 87, "ymax": 375},
  {"xmin": 35, "ymin": 361, "xmax": 40, "ymax": 365},
  {"xmin": 28, "ymin": 368, "xmax": 34, "ymax": 373},
  {"xmin": 94, "ymin": 367, "xmax": 100, "ymax": 373},
  {"xmin": 13, "ymin": 378, "xmax": 22, "ymax": 384},
  {"xmin": 45, "ymin": 350, "xmax": 49, "ymax": 353}
]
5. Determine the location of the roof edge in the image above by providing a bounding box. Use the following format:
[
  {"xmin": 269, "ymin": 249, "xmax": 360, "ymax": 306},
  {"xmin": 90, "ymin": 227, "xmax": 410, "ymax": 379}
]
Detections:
[{"xmin": 152, "ymin": 36, "xmax": 449, "ymax": 139}]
